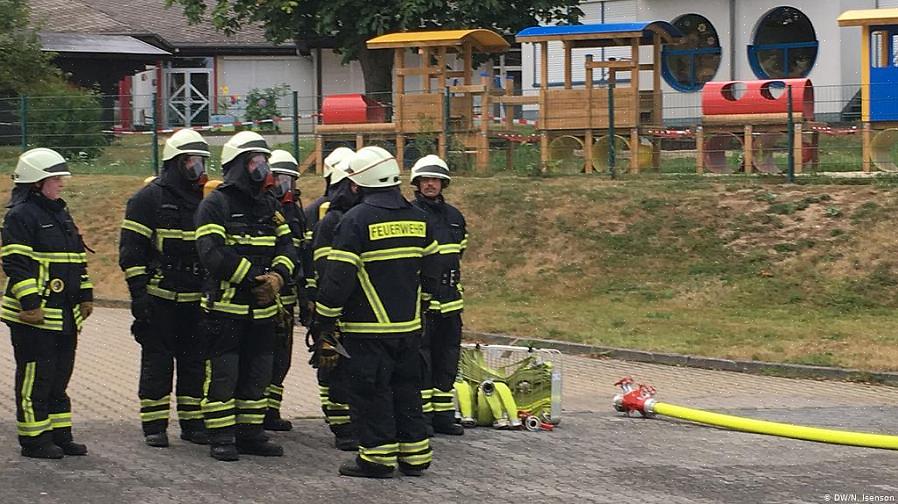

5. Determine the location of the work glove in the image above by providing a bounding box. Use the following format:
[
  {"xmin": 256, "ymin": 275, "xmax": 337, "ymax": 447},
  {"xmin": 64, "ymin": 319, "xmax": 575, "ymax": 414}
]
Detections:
[
  {"xmin": 252, "ymin": 272, "xmax": 284, "ymax": 305},
  {"xmin": 80, "ymin": 301, "xmax": 93, "ymax": 320},
  {"xmin": 130, "ymin": 294, "xmax": 153, "ymax": 321},
  {"xmin": 19, "ymin": 307, "xmax": 44, "ymax": 325},
  {"xmin": 307, "ymin": 318, "xmax": 339, "ymax": 369},
  {"xmin": 298, "ymin": 301, "xmax": 313, "ymax": 328}
]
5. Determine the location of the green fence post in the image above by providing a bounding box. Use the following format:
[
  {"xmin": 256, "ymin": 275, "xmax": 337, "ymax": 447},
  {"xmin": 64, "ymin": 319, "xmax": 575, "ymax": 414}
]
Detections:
[
  {"xmin": 19, "ymin": 95, "xmax": 28, "ymax": 152},
  {"xmin": 608, "ymin": 82, "xmax": 616, "ymax": 179},
  {"xmin": 151, "ymin": 93, "xmax": 159, "ymax": 175},
  {"xmin": 786, "ymin": 84, "xmax": 795, "ymax": 183},
  {"xmin": 292, "ymin": 90, "xmax": 300, "ymax": 162}
]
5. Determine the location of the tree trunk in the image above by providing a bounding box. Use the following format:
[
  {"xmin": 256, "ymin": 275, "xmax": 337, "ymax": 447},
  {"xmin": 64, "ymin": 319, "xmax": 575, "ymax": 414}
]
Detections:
[{"xmin": 357, "ymin": 46, "xmax": 394, "ymax": 112}]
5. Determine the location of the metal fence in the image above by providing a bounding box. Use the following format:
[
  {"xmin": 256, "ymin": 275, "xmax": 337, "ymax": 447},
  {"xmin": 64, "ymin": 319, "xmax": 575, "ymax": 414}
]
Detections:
[{"xmin": 0, "ymin": 83, "xmax": 893, "ymax": 178}]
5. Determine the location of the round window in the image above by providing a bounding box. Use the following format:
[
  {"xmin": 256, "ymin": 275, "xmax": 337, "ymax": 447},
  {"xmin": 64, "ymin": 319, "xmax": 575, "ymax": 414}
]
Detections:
[
  {"xmin": 662, "ymin": 14, "xmax": 722, "ymax": 92},
  {"xmin": 748, "ymin": 6, "xmax": 818, "ymax": 79}
]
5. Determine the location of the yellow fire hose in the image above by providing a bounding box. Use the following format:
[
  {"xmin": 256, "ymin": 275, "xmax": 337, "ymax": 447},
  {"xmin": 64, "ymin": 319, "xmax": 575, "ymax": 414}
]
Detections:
[{"xmin": 613, "ymin": 377, "xmax": 898, "ymax": 450}]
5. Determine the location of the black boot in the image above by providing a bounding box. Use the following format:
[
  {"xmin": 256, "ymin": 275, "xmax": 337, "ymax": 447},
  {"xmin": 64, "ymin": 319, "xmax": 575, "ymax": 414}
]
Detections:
[
  {"xmin": 433, "ymin": 422, "xmax": 465, "ymax": 436},
  {"xmin": 425, "ymin": 424, "xmax": 435, "ymax": 438},
  {"xmin": 56, "ymin": 441, "xmax": 88, "ymax": 456},
  {"xmin": 180, "ymin": 430, "xmax": 210, "ymax": 445},
  {"xmin": 334, "ymin": 436, "xmax": 359, "ymax": 451},
  {"xmin": 236, "ymin": 438, "xmax": 284, "ymax": 456},
  {"xmin": 263, "ymin": 410, "xmax": 293, "ymax": 431},
  {"xmin": 210, "ymin": 443, "xmax": 239, "ymax": 461},
  {"xmin": 398, "ymin": 463, "xmax": 427, "ymax": 477},
  {"xmin": 21, "ymin": 443, "xmax": 64, "ymax": 459},
  {"xmin": 338, "ymin": 459, "xmax": 394, "ymax": 479},
  {"xmin": 144, "ymin": 432, "xmax": 169, "ymax": 448}
]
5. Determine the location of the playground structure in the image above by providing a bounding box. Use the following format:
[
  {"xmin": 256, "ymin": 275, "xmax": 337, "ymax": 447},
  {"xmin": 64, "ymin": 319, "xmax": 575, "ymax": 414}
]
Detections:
[
  {"xmin": 839, "ymin": 8, "xmax": 898, "ymax": 172},
  {"xmin": 299, "ymin": 9, "xmax": 898, "ymax": 176}
]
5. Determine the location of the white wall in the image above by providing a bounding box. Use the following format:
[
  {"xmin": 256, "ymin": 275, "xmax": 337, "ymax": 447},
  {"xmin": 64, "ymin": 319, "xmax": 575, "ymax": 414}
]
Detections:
[{"xmin": 318, "ymin": 50, "xmax": 366, "ymax": 97}]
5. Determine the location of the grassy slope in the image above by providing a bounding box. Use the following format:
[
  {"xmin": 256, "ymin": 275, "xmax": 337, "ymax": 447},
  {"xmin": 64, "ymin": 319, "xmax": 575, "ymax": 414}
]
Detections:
[{"xmin": 4, "ymin": 173, "xmax": 898, "ymax": 371}]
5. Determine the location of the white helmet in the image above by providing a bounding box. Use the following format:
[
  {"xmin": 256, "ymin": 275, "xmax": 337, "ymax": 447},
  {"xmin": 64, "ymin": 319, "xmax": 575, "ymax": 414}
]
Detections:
[
  {"xmin": 221, "ymin": 131, "xmax": 270, "ymax": 166},
  {"xmin": 324, "ymin": 147, "xmax": 354, "ymax": 179},
  {"xmin": 346, "ymin": 146, "xmax": 400, "ymax": 188},
  {"xmin": 162, "ymin": 128, "xmax": 210, "ymax": 161},
  {"xmin": 14, "ymin": 148, "xmax": 71, "ymax": 184},
  {"xmin": 329, "ymin": 155, "xmax": 352, "ymax": 185},
  {"xmin": 410, "ymin": 154, "xmax": 451, "ymax": 186},
  {"xmin": 269, "ymin": 149, "xmax": 300, "ymax": 178}
]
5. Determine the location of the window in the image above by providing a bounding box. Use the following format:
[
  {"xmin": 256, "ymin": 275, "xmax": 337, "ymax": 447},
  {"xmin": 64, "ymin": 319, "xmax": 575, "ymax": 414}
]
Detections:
[
  {"xmin": 748, "ymin": 6, "xmax": 818, "ymax": 79},
  {"xmin": 662, "ymin": 14, "xmax": 722, "ymax": 92}
]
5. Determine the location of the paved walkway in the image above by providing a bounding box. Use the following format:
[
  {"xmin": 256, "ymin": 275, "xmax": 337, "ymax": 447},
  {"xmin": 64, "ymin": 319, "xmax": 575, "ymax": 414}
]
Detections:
[{"xmin": 1, "ymin": 307, "xmax": 897, "ymax": 503}]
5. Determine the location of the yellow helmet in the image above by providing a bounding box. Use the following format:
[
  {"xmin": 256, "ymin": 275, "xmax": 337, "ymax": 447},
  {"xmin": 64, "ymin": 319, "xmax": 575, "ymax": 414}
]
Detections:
[
  {"xmin": 346, "ymin": 146, "xmax": 400, "ymax": 188},
  {"xmin": 14, "ymin": 148, "xmax": 70, "ymax": 184},
  {"xmin": 269, "ymin": 149, "xmax": 300, "ymax": 178},
  {"xmin": 410, "ymin": 154, "xmax": 451, "ymax": 185},
  {"xmin": 324, "ymin": 147, "xmax": 354, "ymax": 179},
  {"xmin": 221, "ymin": 131, "xmax": 270, "ymax": 166},
  {"xmin": 162, "ymin": 128, "xmax": 210, "ymax": 161}
]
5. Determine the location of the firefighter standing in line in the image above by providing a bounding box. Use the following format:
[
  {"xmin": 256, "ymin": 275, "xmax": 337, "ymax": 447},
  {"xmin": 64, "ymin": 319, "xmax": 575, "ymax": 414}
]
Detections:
[
  {"xmin": 308, "ymin": 155, "xmax": 361, "ymax": 451},
  {"xmin": 312, "ymin": 146, "xmax": 439, "ymax": 478},
  {"xmin": 303, "ymin": 146, "xmax": 355, "ymax": 235},
  {"xmin": 195, "ymin": 131, "xmax": 297, "ymax": 461},
  {"xmin": 119, "ymin": 129, "xmax": 212, "ymax": 448},
  {"xmin": 2, "ymin": 148, "xmax": 93, "ymax": 459},
  {"xmin": 410, "ymin": 155, "xmax": 467, "ymax": 437},
  {"xmin": 262, "ymin": 149, "xmax": 311, "ymax": 431}
]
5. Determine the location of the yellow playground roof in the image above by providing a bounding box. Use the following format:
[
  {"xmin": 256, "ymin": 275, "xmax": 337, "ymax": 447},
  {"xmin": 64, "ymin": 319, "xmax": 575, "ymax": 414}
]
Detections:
[
  {"xmin": 838, "ymin": 8, "xmax": 898, "ymax": 26},
  {"xmin": 366, "ymin": 29, "xmax": 509, "ymax": 53}
]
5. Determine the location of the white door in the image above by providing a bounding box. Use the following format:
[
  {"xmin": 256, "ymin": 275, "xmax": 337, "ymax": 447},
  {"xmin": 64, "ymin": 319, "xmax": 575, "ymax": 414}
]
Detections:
[{"xmin": 165, "ymin": 68, "xmax": 212, "ymax": 127}]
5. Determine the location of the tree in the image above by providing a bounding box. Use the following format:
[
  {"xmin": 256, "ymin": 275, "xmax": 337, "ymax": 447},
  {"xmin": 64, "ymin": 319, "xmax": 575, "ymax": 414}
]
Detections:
[
  {"xmin": 0, "ymin": 0, "xmax": 60, "ymax": 95},
  {"xmin": 166, "ymin": 0, "xmax": 581, "ymax": 97}
]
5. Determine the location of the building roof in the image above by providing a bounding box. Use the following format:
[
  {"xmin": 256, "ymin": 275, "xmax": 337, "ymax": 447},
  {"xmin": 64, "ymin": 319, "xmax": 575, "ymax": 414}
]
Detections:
[
  {"xmin": 516, "ymin": 21, "xmax": 682, "ymax": 47},
  {"xmin": 837, "ymin": 8, "xmax": 898, "ymax": 27},
  {"xmin": 28, "ymin": 0, "xmax": 292, "ymax": 52},
  {"xmin": 38, "ymin": 32, "xmax": 171, "ymax": 56},
  {"xmin": 366, "ymin": 29, "xmax": 509, "ymax": 53}
]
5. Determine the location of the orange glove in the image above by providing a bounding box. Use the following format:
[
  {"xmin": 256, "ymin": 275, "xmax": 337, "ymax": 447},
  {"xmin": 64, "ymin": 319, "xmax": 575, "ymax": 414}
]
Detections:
[
  {"xmin": 80, "ymin": 302, "xmax": 93, "ymax": 320},
  {"xmin": 19, "ymin": 308, "xmax": 44, "ymax": 325},
  {"xmin": 251, "ymin": 272, "xmax": 284, "ymax": 305}
]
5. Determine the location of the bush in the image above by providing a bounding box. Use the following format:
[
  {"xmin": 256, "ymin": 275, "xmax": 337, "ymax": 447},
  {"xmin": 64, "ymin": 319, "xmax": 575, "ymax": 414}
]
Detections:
[
  {"xmin": 244, "ymin": 84, "xmax": 290, "ymax": 131},
  {"xmin": 24, "ymin": 80, "xmax": 106, "ymax": 159}
]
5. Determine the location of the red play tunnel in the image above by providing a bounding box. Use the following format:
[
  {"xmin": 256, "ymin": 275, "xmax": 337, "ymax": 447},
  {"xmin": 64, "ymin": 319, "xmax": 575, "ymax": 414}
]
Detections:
[
  {"xmin": 702, "ymin": 79, "xmax": 814, "ymax": 119},
  {"xmin": 321, "ymin": 94, "xmax": 386, "ymax": 124}
]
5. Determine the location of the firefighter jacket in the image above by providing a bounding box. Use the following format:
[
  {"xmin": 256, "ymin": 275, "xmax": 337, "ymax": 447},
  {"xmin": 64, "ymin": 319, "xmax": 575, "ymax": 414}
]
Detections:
[
  {"xmin": 412, "ymin": 192, "xmax": 467, "ymax": 315},
  {"xmin": 315, "ymin": 188, "xmax": 439, "ymax": 338},
  {"xmin": 309, "ymin": 179, "xmax": 359, "ymax": 304},
  {"xmin": 1, "ymin": 187, "xmax": 92, "ymax": 333},
  {"xmin": 303, "ymin": 193, "xmax": 329, "ymax": 298},
  {"xmin": 278, "ymin": 198, "xmax": 311, "ymax": 307},
  {"xmin": 195, "ymin": 169, "xmax": 297, "ymax": 320},
  {"xmin": 119, "ymin": 165, "xmax": 205, "ymax": 304}
]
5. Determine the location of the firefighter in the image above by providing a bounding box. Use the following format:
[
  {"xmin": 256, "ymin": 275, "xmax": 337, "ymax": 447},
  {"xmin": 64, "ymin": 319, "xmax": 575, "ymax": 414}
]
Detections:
[
  {"xmin": 2, "ymin": 148, "xmax": 93, "ymax": 459},
  {"xmin": 263, "ymin": 149, "xmax": 311, "ymax": 431},
  {"xmin": 312, "ymin": 146, "xmax": 438, "ymax": 478},
  {"xmin": 308, "ymin": 155, "xmax": 361, "ymax": 451},
  {"xmin": 119, "ymin": 129, "xmax": 211, "ymax": 448},
  {"xmin": 304, "ymin": 146, "xmax": 355, "ymax": 233},
  {"xmin": 410, "ymin": 155, "xmax": 467, "ymax": 437},
  {"xmin": 195, "ymin": 131, "xmax": 297, "ymax": 461}
]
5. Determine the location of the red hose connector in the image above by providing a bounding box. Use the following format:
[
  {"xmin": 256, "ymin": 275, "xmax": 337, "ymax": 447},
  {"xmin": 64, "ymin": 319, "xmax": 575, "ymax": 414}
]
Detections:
[{"xmin": 613, "ymin": 377, "xmax": 657, "ymax": 417}]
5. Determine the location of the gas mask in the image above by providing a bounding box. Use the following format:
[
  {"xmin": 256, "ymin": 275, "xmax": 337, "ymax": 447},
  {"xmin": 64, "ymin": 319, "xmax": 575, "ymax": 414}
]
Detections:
[
  {"xmin": 182, "ymin": 155, "xmax": 208, "ymax": 185},
  {"xmin": 272, "ymin": 173, "xmax": 296, "ymax": 203},
  {"xmin": 247, "ymin": 154, "xmax": 274, "ymax": 193}
]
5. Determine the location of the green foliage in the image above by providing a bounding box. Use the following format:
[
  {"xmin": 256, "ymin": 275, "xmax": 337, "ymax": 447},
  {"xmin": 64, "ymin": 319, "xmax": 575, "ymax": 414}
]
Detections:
[
  {"xmin": 25, "ymin": 81, "xmax": 106, "ymax": 159},
  {"xmin": 0, "ymin": 0, "xmax": 60, "ymax": 95},
  {"xmin": 244, "ymin": 84, "xmax": 290, "ymax": 130}
]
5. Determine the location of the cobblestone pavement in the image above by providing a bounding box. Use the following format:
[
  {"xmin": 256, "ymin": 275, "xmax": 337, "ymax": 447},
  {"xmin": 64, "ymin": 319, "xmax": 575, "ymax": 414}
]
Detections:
[{"xmin": 1, "ymin": 308, "xmax": 897, "ymax": 503}]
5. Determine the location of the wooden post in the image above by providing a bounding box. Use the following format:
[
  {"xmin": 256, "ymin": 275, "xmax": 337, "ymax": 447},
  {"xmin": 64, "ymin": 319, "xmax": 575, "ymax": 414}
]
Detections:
[
  {"xmin": 478, "ymin": 75, "xmax": 491, "ymax": 173},
  {"xmin": 584, "ymin": 129, "xmax": 594, "ymax": 174},
  {"xmin": 563, "ymin": 41, "xmax": 572, "ymax": 89},
  {"xmin": 356, "ymin": 134, "xmax": 364, "ymax": 149},
  {"xmin": 395, "ymin": 48, "xmax": 406, "ymax": 131},
  {"xmin": 696, "ymin": 127, "xmax": 704, "ymax": 174},
  {"xmin": 652, "ymin": 33, "xmax": 662, "ymax": 125},
  {"xmin": 630, "ymin": 37, "xmax": 640, "ymax": 127},
  {"xmin": 421, "ymin": 47, "xmax": 431, "ymax": 93},
  {"xmin": 630, "ymin": 128, "xmax": 640, "ymax": 173},
  {"xmin": 437, "ymin": 47, "xmax": 447, "ymax": 89},
  {"xmin": 540, "ymin": 132, "xmax": 549, "ymax": 173},
  {"xmin": 315, "ymin": 135, "xmax": 324, "ymax": 175},
  {"xmin": 505, "ymin": 77, "xmax": 514, "ymax": 129},
  {"xmin": 463, "ymin": 43, "xmax": 473, "ymax": 85},
  {"xmin": 396, "ymin": 134, "xmax": 405, "ymax": 170},
  {"xmin": 743, "ymin": 125, "xmax": 753, "ymax": 174},
  {"xmin": 539, "ymin": 41, "xmax": 548, "ymax": 170},
  {"xmin": 863, "ymin": 122, "xmax": 872, "ymax": 172},
  {"xmin": 794, "ymin": 123, "xmax": 803, "ymax": 174},
  {"xmin": 438, "ymin": 47, "xmax": 448, "ymax": 160}
]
